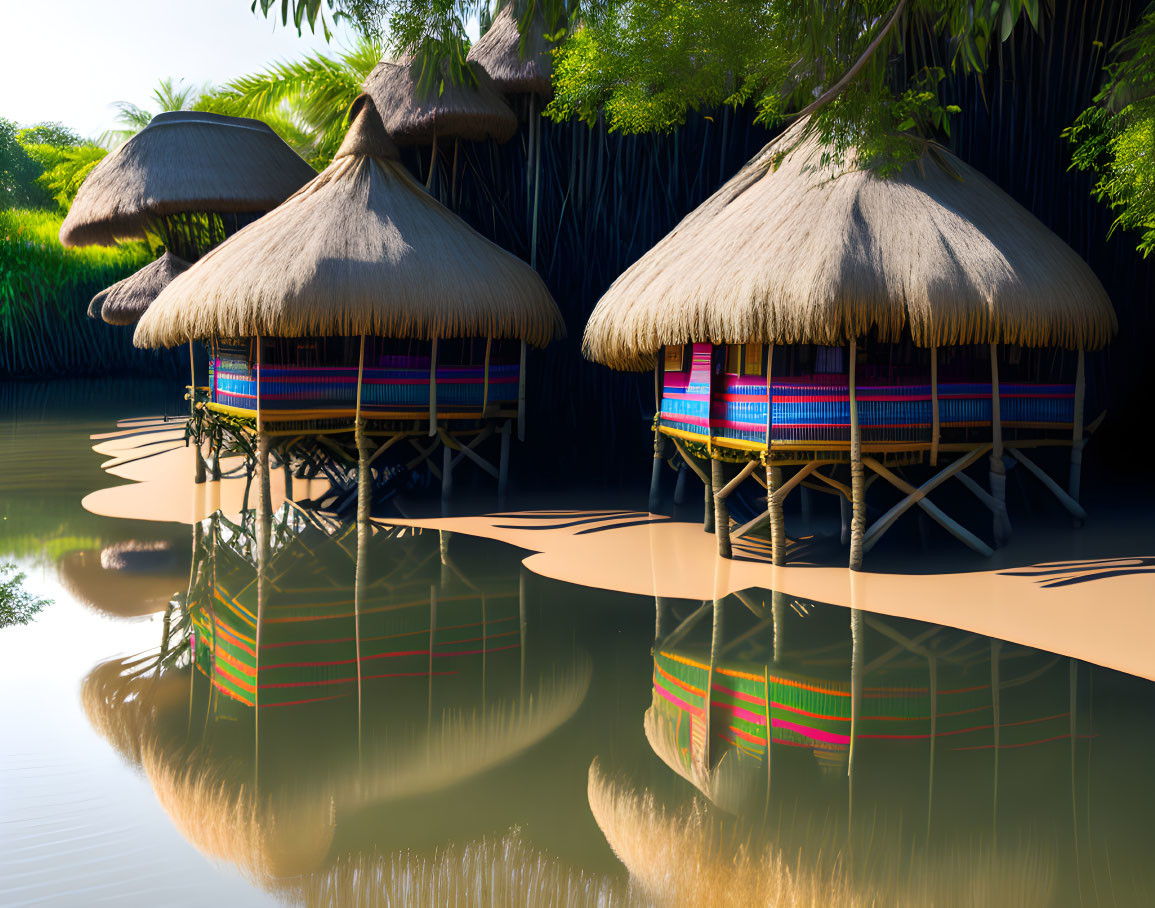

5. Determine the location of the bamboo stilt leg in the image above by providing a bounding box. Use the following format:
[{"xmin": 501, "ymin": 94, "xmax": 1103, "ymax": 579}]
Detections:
[
  {"xmin": 1069, "ymin": 348, "xmax": 1086, "ymax": 518},
  {"xmin": 257, "ymin": 434, "xmax": 272, "ymax": 525},
  {"xmin": 441, "ymin": 439, "xmax": 453, "ymax": 509},
  {"xmin": 649, "ymin": 430, "xmax": 666, "ymax": 513},
  {"xmin": 497, "ymin": 420, "xmax": 511, "ymax": 508},
  {"xmin": 712, "ymin": 458, "xmax": 732, "ymax": 558},
  {"xmin": 703, "ymin": 466, "xmax": 715, "ymax": 534},
  {"xmin": 673, "ymin": 461, "xmax": 688, "ymax": 506},
  {"xmin": 767, "ymin": 463, "xmax": 785, "ymax": 566},
  {"xmin": 849, "ymin": 340, "xmax": 865, "ymax": 570},
  {"xmin": 990, "ymin": 343, "xmax": 1011, "ymax": 546},
  {"xmin": 771, "ymin": 589, "xmax": 785, "ymax": 663}
]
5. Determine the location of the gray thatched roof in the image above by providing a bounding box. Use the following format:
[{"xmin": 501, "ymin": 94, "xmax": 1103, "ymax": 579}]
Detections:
[
  {"xmin": 363, "ymin": 56, "xmax": 517, "ymax": 145},
  {"xmin": 97, "ymin": 251, "xmax": 191, "ymax": 326},
  {"xmin": 60, "ymin": 111, "xmax": 316, "ymax": 247},
  {"xmin": 584, "ymin": 124, "xmax": 1118, "ymax": 370},
  {"xmin": 134, "ymin": 95, "xmax": 562, "ymax": 348},
  {"xmin": 87, "ymin": 286, "xmax": 110, "ymax": 320},
  {"xmin": 467, "ymin": 6, "xmax": 554, "ymax": 96}
]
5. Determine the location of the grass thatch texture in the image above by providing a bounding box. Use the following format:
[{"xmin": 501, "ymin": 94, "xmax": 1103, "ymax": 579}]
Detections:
[
  {"xmin": 60, "ymin": 110, "xmax": 316, "ymax": 247},
  {"xmin": 290, "ymin": 830, "xmax": 631, "ymax": 907},
  {"xmin": 467, "ymin": 6, "xmax": 554, "ymax": 97},
  {"xmin": 0, "ymin": 209, "xmax": 181, "ymax": 376},
  {"xmin": 99, "ymin": 251, "xmax": 190, "ymax": 326},
  {"xmin": 583, "ymin": 123, "xmax": 1117, "ymax": 371},
  {"xmin": 365, "ymin": 57, "xmax": 518, "ymax": 146},
  {"xmin": 135, "ymin": 98, "xmax": 563, "ymax": 348}
]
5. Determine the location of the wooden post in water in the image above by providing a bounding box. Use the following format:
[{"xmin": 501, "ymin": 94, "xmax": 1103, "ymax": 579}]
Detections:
[
  {"xmin": 703, "ymin": 461, "xmax": 715, "ymax": 533},
  {"xmin": 498, "ymin": 420, "xmax": 511, "ymax": 508},
  {"xmin": 849, "ymin": 607, "xmax": 863, "ymax": 829},
  {"xmin": 767, "ymin": 463, "xmax": 785, "ymax": 566},
  {"xmin": 989, "ymin": 343, "xmax": 1011, "ymax": 546},
  {"xmin": 1069, "ymin": 348, "xmax": 1086, "ymax": 515},
  {"xmin": 848, "ymin": 339, "xmax": 866, "ymax": 570},
  {"xmin": 712, "ymin": 458, "xmax": 732, "ymax": 558}
]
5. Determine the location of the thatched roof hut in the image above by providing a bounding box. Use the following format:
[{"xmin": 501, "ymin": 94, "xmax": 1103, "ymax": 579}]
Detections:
[
  {"xmin": 93, "ymin": 251, "xmax": 190, "ymax": 326},
  {"xmin": 60, "ymin": 111, "xmax": 316, "ymax": 247},
  {"xmin": 467, "ymin": 6, "xmax": 554, "ymax": 96},
  {"xmin": 134, "ymin": 95, "xmax": 562, "ymax": 349},
  {"xmin": 583, "ymin": 124, "xmax": 1117, "ymax": 371},
  {"xmin": 363, "ymin": 56, "xmax": 518, "ymax": 145}
]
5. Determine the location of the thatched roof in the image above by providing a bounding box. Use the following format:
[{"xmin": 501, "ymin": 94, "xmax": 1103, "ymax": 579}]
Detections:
[
  {"xmin": 363, "ymin": 56, "xmax": 518, "ymax": 145},
  {"xmin": 60, "ymin": 111, "xmax": 316, "ymax": 247},
  {"xmin": 98, "ymin": 252, "xmax": 190, "ymax": 326},
  {"xmin": 467, "ymin": 6, "xmax": 554, "ymax": 96},
  {"xmin": 87, "ymin": 286, "xmax": 110, "ymax": 319},
  {"xmin": 134, "ymin": 95, "xmax": 563, "ymax": 349},
  {"xmin": 584, "ymin": 125, "xmax": 1118, "ymax": 370}
]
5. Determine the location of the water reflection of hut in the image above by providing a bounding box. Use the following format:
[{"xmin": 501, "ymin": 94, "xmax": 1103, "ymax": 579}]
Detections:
[
  {"xmin": 57, "ymin": 542, "xmax": 184, "ymax": 618},
  {"xmin": 135, "ymin": 95, "xmax": 563, "ymax": 506},
  {"xmin": 81, "ymin": 510, "xmax": 590, "ymax": 889},
  {"xmin": 88, "ymin": 251, "xmax": 190, "ymax": 326},
  {"xmin": 583, "ymin": 125, "xmax": 1117, "ymax": 567}
]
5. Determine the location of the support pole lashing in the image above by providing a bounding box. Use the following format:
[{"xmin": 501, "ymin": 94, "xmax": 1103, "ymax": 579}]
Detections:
[
  {"xmin": 1069, "ymin": 348, "xmax": 1086, "ymax": 519},
  {"xmin": 711, "ymin": 458, "xmax": 732, "ymax": 558},
  {"xmin": 497, "ymin": 420, "xmax": 511, "ymax": 508},
  {"xmin": 989, "ymin": 343, "xmax": 1011, "ymax": 546},
  {"xmin": 767, "ymin": 463, "xmax": 786, "ymax": 566},
  {"xmin": 848, "ymin": 339, "xmax": 866, "ymax": 570}
]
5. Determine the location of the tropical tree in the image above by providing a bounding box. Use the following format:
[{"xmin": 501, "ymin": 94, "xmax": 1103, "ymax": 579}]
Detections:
[
  {"xmin": 0, "ymin": 562, "xmax": 50, "ymax": 628},
  {"xmin": 198, "ymin": 37, "xmax": 383, "ymax": 168},
  {"xmin": 1, "ymin": 118, "xmax": 48, "ymax": 208},
  {"xmin": 103, "ymin": 77, "xmax": 202, "ymax": 145},
  {"xmin": 1067, "ymin": 2, "xmax": 1155, "ymax": 256}
]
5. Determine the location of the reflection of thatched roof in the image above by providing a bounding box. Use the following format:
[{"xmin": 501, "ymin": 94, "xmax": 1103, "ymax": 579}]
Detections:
[
  {"xmin": 60, "ymin": 111, "xmax": 316, "ymax": 247},
  {"xmin": 584, "ymin": 124, "xmax": 1118, "ymax": 371},
  {"xmin": 97, "ymin": 252, "xmax": 191, "ymax": 326},
  {"xmin": 467, "ymin": 6, "xmax": 554, "ymax": 96},
  {"xmin": 135, "ymin": 95, "xmax": 563, "ymax": 348},
  {"xmin": 58, "ymin": 548, "xmax": 183, "ymax": 617},
  {"xmin": 364, "ymin": 56, "xmax": 517, "ymax": 145}
]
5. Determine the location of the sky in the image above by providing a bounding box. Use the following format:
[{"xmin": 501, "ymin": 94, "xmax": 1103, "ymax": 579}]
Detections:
[{"xmin": 0, "ymin": 0, "xmax": 364, "ymax": 140}]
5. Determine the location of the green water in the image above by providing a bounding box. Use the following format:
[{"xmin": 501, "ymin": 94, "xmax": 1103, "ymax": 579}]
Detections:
[{"xmin": 2, "ymin": 381, "xmax": 1154, "ymax": 906}]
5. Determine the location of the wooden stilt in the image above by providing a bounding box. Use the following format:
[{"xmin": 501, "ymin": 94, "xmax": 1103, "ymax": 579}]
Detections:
[
  {"xmin": 703, "ymin": 462, "xmax": 715, "ymax": 534},
  {"xmin": 989, "ymin": 343, "xmax": 1011, "ymax": 546},
  {"xmin": 497, "ymin": 420, "xmax": 511, "ymax": 508},
  {"xmin": 517, "ymin": 340, "xmax": 527, "ymax": 442},
  {"xmin": 1007, "ymin": 447, "xmax": 1088, "ymax": 520},
  {"xmin": 481, "ymin": 336, "xmax": 492, "ymax": 415},
  {"xmin": 849, "ymin": 339, "xmax": 865, "ymax": 570},
  {"xmin": 441, "ymin": 439, "xmax": 453, "ymax": 504},
  {"xmin": 428, "ymin": 338, "xmax": 439, "ymax": 437},
  {"xmin": 772, "ymin": 590, "xmax": 784, "ymax": 663},
  {"xmin": 191, "ymin": 340, "xmax": 206, "ymax": 484},
  {"xmin": 1069, "ymin": 348, "xmax": 1086, "ymax": 511},
  {"xmin": 930, "ymin": 345, "xmax": 940, "ymax": 468},
  {"xmin": 767, "ymin": 464, "xmax": 785, "ymax": 566},
  {"xmin": 257, "ymin": 433, "xmax": 272, "ymax": 524},
  {"xmin": 711, "ymin": 458, "xmax": 732, "ymax": 558}
]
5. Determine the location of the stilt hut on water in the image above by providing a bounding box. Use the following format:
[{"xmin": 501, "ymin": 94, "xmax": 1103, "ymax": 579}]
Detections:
[
  {"xmin": 583, "ymin": 124, "xmax": 1117, "ymax": 568},
  {"xmin": 134, "ymin": 95, "xmax": 563, "ymax": 508},
  {"xmin": 63, "ymin": 111, "xmax": 315, "ymax": 328}
]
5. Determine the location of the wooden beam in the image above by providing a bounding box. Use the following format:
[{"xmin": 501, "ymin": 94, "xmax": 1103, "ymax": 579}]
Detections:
[
  {"xmin": 1006, "ymin": 447, "xmax": 1088, "ymax": 520},
  {"xmin": 716, "ymin": 459, "xmax": 759, "ymax": 500},
  {"xmin": 444, "ymin": 427, "xmax": 499, "ymax": 479},
  {"xmin": 771, "ymin": 461, "xmax": 819, "ymax": 505},
  {"xmin": 810, "ymin": 467, "xmax": 851, "ymax": 497},
  {"xmin": 953, "ymin": 469, "xmax": 1000, "ymax": 513},
  {"xmin": 863, "ymin": 457, "xmax": 993, "ymax": 556},
  {"xmin": 482, "ymin": 336, "xmax": 492, "ymax": 415},
  {"xmin": 732, "ymin": 508, "xmax": 774, "ymax": 539},
  {"xmin": 671, "ymin": 436, "xmax": 709, "ymax": 484},
  {"xmin": 366, "ymin": 433, "xmax": 407, "ymax": 467},
  {"xmin": 862, "ymin": 447, "xmax": 989, "ymax": 549}
]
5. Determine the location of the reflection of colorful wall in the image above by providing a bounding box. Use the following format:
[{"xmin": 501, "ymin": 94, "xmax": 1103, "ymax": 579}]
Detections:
[
  {"xmin": 188, "ymin": 529, "xmax": 519, "ymax": 709},
  {"xmin": 651, "ymin": 646, "xmax": 1072, "ymax": 776}
]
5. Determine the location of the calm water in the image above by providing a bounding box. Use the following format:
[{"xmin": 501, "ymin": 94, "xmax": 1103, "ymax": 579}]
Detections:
[{"xmin": 2, "ymin": 382, "xmax": 1155, "ymax": 906}]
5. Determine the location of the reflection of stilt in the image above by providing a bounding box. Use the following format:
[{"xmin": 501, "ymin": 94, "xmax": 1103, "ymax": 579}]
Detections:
[
  {"xmin": 771, "ymin": 591, "xmax": 784, "ymax": 664},
  {"xmin": 849, "ymin": 608, "xmax": 863, "ymax": 831},
  {"xmin": 991, "ymin": 639, "xmax": 1002, "ymax": 845},
  {"xmin": 481, "ymin": 594, "xmax": 487, "ymax": 713},
  {"xmin": 354, "ymin": 419, "xmax": 370, "ymax": 761},
  {"xmin": 427, "ymin": 584, "xmax": 437, "ymax": 729},
  {"xmin": 254, "ymin": 448, "xmax": 271, "ymax": 792},
  {"xmin": 518, "ymin": 569, "xmax": 527, "ymax": 702},
  {"xmin": 704, "ymin": 597, "xmax": 724, "ymax": 770},
  {"xmin": 711, "ymin": 460, "xmax": 732, "ymax": 558},
  {"xmin": 1070, "ymin": 659, "xmax": 1083, "ymax": 902},
  {"xmin": 927, "ymin": 653, "xmax": 937, "ymax": 844},
  {"xmin": 655, "ymin": 596, "xmax": 669, "ymax": 642},
  {"xmin": 763, "ymin": 665, "xmax": 773, "ymax": 819}
]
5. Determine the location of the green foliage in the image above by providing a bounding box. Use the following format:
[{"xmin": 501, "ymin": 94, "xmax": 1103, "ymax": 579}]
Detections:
[
  {"xmin": 17, "ymin": 123, "xmax": 84, "ymax": 147},
  {"xmin": 0, "ymin": 208, "xmax": 153, "ymax": 375},
  {"xmin": 104, "ymin": 77, "xmax": 202, "ymax": 146},
  {"xmin": 1, "ymin": 117, "xmax": 49, "ymax": 209},
  {"xmin": 23, "ymin": 143, "xmax": 107, "ymax": 212},
  {"xmin": 198, "ymin": 38, "xmax": 382, "ymax": 168},
  {"xmin": 1067, "ymin": 4, "xmax": 1155, "ymax": 256},
  {"xmin": 0, "ymin": 561, "xmax": 51, "ymax": 628}
]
